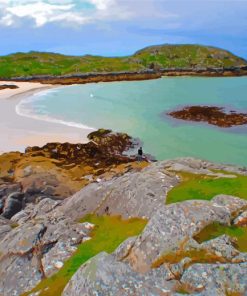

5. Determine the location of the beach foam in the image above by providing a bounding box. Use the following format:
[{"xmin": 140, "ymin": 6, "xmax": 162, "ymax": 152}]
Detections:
[{"xmin": 16, "ymin": 88, "xmax": 95, "ymax": 131}]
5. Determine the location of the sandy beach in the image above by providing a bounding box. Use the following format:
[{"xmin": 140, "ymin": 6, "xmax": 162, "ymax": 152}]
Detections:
[{"xmin": 0, "ymin": 81, "xmax": 92, "ymax": 153}]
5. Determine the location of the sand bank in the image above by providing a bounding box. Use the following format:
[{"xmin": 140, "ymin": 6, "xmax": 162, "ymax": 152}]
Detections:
[{"xmin": 0, "ymin": 81, "xmax": 92, "ymax": 153}]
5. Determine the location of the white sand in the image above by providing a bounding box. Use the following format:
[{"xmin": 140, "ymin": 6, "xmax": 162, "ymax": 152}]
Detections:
[{"xmin": 0, "ymin": 81, "xmax": 92, "ymax": 153}]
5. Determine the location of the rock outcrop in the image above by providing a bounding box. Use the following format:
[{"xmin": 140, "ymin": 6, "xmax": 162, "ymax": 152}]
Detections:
[
  {"xmin": 62, "ymin": 252, "xmax": 179, "ymax": 296},
  {"xmin": 0, "ymin": 84, "xmax": 18, "ymax": 90},
  {"xmin": 0, "ymin": 197, "xmax": 94, "ymax": 295},
  {"xmin": 0, "ymin": 129, "xmax": 146, "ymax": 220},
  {"xmin": 181, "ymin": 262, "xmax": 247, "ymax": 295},
  {"xmin": 0, "ymin": 156, "xmax": 247, "ymax": 295},
  {"xmin": 167, "ymin": 105, "xmax": 247, "ymax": 128},
  {"xmin": 60, "ymin": 159, "xmax": 247, "ymax": 296},
  {"xmin": 59, "ymin": 161, "xmax": 180, "ymax": 220}
]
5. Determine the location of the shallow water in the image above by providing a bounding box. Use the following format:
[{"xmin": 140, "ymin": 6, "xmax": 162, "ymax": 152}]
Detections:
[{"xmin": 17, "ymin": 76, "xmax": 247, "ymax": 166}]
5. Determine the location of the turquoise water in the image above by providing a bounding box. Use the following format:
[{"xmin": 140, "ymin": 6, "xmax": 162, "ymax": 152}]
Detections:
[{"xmin": 17, "ymin": 77, "xmax": 247, "ymax": 166}]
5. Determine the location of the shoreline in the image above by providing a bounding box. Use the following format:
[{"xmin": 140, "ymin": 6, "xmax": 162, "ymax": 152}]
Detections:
[
  {"xmin": 3, "ymin": 67, "xmax": 247, "ymax": 86},
  {"xmin": 0, "ymin": 81, "xmax": 92, "ymax": 154},
  {"xmin": 0, "ymin": 72, "xmax": 247, "ymax": 155}
]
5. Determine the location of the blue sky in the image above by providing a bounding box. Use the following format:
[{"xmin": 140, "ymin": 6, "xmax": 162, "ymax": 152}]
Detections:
[{"xmin": 0, "ymin": 0, "xmax": 246, "ymax": 58}]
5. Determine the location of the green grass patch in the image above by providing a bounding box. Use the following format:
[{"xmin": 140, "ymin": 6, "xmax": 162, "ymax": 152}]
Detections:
[
  {"xmin": 166, "ymin": 172, "xmax": 247, "ymax": 204},
  {"xmin": 23, "ymin": 214, "xmax": 147, "ymax": 296},
  {"xmin": 194, "ymin": 222, "xmax": 247, "ymax": 252},
  {"xmin": 0, "ymin": 44, "xmax": 246, "ymax": 78}
]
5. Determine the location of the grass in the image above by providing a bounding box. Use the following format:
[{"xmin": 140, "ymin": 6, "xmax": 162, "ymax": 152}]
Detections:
[
  {"xmin": 0, "ymin": 44, "xmax": 246, "ymax": 78},
  {"xmin": 165, "ymin": 171, "xmax": 247, "ymax": 265},
  {"xmin": 194, "ymin": 222, "xmax": 247, "ymax": 252},
  {"xmin": 23, "ymin": 214, "xmax": 147, "ymax": 296},
  {"xmin": 166, "ymin": 172, "xmax": 247, "ymax": 204}
]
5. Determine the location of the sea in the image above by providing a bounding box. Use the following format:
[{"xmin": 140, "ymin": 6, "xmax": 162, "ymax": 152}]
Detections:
[{"xmin": 16, "ymin": 76, "xmax": 247, "ymax": 166}]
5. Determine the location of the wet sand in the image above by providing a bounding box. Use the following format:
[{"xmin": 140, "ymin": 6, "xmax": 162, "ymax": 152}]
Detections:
[{"xmin": 0, "ymin": 81, "xmax": 92, "ymax": 153}]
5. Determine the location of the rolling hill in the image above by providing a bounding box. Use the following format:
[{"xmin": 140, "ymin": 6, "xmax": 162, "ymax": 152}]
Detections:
[{"xmin": 0, "ymin": 44, "xmax": 246, "ymax": 78}]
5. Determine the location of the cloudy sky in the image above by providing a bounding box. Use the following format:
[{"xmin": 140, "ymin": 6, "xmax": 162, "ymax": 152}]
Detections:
[{"xmin": 0, "ymin": 0, "xmax": 246, "ymax": 58}]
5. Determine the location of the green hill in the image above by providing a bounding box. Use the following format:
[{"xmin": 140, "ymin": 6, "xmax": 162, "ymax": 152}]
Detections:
[
  {"xmin": 0, "ymin": 44, "xmax": 246, "ymax": 78},
  {"xmin": 133, "ymin": 44, "xmax": 247, "ymax": 69}
]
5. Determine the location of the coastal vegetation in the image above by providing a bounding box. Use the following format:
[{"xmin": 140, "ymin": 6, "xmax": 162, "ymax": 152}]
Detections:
[
  {"xmin": 195, "ymin": 222, "xmax": 247, "ymax": 252},
  {"xmin": 0, "ymin": 44, "xmax": 246, "ymax": 78},
  {"xmin": 166, "ymin": 172, "xmax": 247, "ymax": 204},
  {"xmin": 23, "ymin": 215, "xmax": 147, "ymax": 296}
]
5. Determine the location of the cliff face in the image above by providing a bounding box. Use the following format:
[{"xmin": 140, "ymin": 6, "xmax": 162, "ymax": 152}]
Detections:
[{"xmin": 0, "ymin": 44, "xmax": 246, "ymax": 79}]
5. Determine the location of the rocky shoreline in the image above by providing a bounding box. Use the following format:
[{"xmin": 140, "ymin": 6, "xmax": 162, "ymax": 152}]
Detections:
[
  {"xmin": 167, "ymin": 105, "xmax": 247, "ymax": 128},
  {"xmin": 0, "ymin": 129, "xmax": 147, "ymax": 220},
  {"xmin": 0, "ymin": 127, "xmax": 246, "ymax": 295},
  {"xmin": 2, "ymin": 66, "xmax": 247, "ymax": 85},
  {"xmin": 0, "ymin": 154, "xmax": 246, "ymax": 295}
]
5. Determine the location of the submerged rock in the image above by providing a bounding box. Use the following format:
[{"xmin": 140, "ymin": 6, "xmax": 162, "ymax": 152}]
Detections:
[{"xmin": 167, "ymin": 105, "xmax": 247, "ymax": 128}]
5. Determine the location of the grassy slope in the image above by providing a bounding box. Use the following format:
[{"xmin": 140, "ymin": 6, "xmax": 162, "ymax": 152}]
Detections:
[
  {"xmin": 166, "ymin": 172, "xmax": 247, "ymax": 257},
  {"xmin": 23, "ymin": 215, "xmax": 147, "ymax": 296},
  {"xmin": 0, "ymin": 44, "xmax": 246, "ymax": 78},
  {"xmin": 166, "ymin": 172, "xmax": 247, "ymax": 204}
]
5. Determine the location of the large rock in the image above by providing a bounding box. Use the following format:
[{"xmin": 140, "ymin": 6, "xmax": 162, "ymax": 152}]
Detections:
[
  {"xmin": 0, "ymin": 198, "xmax": 93, "ymax": 295},
  {"xmin": 0, "ymin": 183, "xmax": 22, "ymax": 215},
  {"xmin": 122, "ymin": 196, "xmax": 247, "ymax": 272},
  {"xmin": 212, "ymin": 194, "xmax": 247, "ymax": 216},
  {"xmin": 0, "ymin": 216, "xmax": 12, "ymax": 240},
  {"xmin": 0, "ymin": 157, "xmax": 246, "ymax": 295},
  {"xmin": 180, "ymin": 262, "xmax": 247, "ymax": 295},
  {"xmin": 183, "ymin": 235, "xmax": 247, "ymax": 264},
  {"xmin": 0, "ymin": 255, "xmax": 43, "ymax": 296},
  {"xmin": 62, "ymin": 252, "xmax": 179, "ymax": 296},
  {"xmin": 122, "ymin": 200, "xmax": 230, "ymax": 271},
  {"xmin": 11, "ymin": 197, "xmax": 61, "ymax": 224},
  {"xmin": 163, "ymin": 157, "xmax": 247, "ymax": 176},
  {"xmin": 2, "ymin": 192, "xmax": 24, "ymax": 219},
  {"xmin": 60, "ymin": 162, "xmax": 179, "ymax": 220}
]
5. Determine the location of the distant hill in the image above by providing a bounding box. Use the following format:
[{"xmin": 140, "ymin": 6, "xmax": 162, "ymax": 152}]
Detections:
[{"xmin": 0, "ymin": 44, "xmax": 246, "ymax": 78}]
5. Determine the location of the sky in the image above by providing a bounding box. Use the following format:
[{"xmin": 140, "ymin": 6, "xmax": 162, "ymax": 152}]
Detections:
[{"xmin": 0, "ymin": 0, "xmax": 246, "ymax": 58}]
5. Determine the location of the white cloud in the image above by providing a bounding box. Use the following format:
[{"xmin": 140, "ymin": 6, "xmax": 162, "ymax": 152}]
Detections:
[
  {"xmin": 6, "ymin": 2, "xmax": 80, "ymax": 27},
  {"xmin": 0, "ymin": 0, "xmax": 120, "ymax": 27},
  {"xmin": 0, "ymin": 0, "xmax": 178, "ymax": 28},
  {"xmin": 90, "ymin": 0, "xmax": 113, "ymax": 10}
]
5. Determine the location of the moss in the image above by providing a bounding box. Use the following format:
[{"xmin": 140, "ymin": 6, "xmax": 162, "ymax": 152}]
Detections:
[
  {"xmin": 23, "ymin": 215, "xmax": 147, "ymax": 296},
  {"xmin": 166, "ymin": 172, "xmax": 247, "ymax": 204},
  {"xmin": 176, "ymin": 287, "xmax": 191, "ymax": 294},
  {"xmin": 152, "ymin": 247, "xmax": 226, "ymax": 269},
  {"xmin": 10, "ymin": 222, "xmax": 19, "ymax": 229},
  {"xmin": 194, "ymin": 222, "xmax": 247, "ymax": 252}
]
